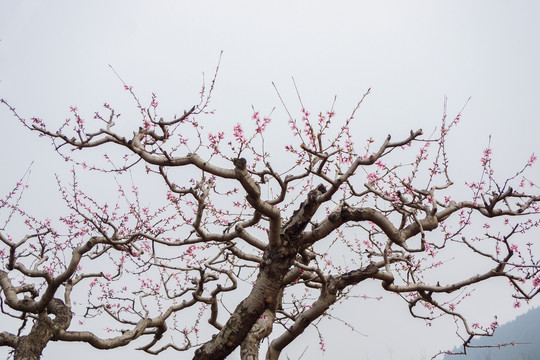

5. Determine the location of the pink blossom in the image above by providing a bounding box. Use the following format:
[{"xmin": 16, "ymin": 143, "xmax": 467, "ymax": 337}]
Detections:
[
  {"xmin": 325, "ymin": 258, "xmax": 332, "ymax": 266},
  {"xmin": 318, "ymin": 337, "xmax": 326, "ymax": 353},
  {"xmin": 233, "ymin": 123, "xmax": 245, "ymax": 143},
  {"xmin": 367, "ymin": 172, "xmax": 378, "ymax": 183},
  {"xmin": 150, "ymin": 93, "xmax": 158, "ymax": 108}
]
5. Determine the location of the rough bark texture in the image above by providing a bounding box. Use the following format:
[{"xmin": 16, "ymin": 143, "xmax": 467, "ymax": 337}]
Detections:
[
  {"xmin": 15, "ymin": 315, "xmax": 54, "ymax": 360},
  {"xmin": 14, "ymin": 299, "xmax": 72, "ymax": 360}
]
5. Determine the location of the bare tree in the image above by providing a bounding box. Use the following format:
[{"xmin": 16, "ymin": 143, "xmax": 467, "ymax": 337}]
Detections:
[{"xmin": 1, "ymin": 74, "xmax": 539, "ymax": 360}]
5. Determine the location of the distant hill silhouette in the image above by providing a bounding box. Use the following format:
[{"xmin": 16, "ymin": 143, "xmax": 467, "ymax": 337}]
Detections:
[{"xmin": 444, "ymin": 307, "xmax": 540, "ymax": 360}]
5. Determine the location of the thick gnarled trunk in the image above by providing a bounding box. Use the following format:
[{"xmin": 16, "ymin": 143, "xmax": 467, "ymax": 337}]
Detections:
[
  {"xmin": 193, "ymin": 185, "xmax": 328, "ymax": 360},
  {"xmin": 14, "ymin": 299, "xmax": 72, "ymax": 360},
  {"xmin": 15, "ymin": 314, "xmax": 54, "ymax": 360}
]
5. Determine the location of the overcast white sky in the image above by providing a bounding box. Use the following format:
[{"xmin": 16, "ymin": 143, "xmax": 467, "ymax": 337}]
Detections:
[{"xmin": 1, "ymin": 1, "xmax": 540, "ymax": 359}]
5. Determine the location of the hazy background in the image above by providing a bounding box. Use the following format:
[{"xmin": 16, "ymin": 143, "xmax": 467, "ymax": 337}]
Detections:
[{"xmin": 1, "ymin": 1, "xmax": 539, "ymax": 359}]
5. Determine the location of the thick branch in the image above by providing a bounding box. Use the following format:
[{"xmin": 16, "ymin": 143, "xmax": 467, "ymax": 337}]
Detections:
[
  {"xmin": 267, "ymin": 263, "xmax": 380, "ymax": 359},
  {"xmin": 0, "ymin": 331, "xmax": 18, "ymax": 348}
]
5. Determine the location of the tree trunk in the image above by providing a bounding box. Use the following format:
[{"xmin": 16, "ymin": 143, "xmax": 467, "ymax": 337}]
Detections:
[
  {"xmin": 14, "ymin": 299, "xmax": 72, "ymax": 360},
  {"xmin": 193, "ymin": 185, "xmax": 326, "ymax": 360},
  {"xmin": 240, "ymin": 309, "xmax": 275, "ymax": 360},
  {"xmin": 14, "ymin": 313, "xmax": 54, "ymax": 360},
  {"xmin": 193, "ymin": 245, "xmax": 294, "ymax": 360}
]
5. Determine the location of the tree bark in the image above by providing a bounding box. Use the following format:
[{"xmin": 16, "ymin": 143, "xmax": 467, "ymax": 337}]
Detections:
[
  {"xmin": 240, "ymin": 309, "xmax": 275, "ymax": 360},
  {"xmin": 15, "ymin": 314, "xmax": 54, "ymax": 360},
  {"xmin": 14, "ymin": 299, "xmax": 72, "ymax": 360}
]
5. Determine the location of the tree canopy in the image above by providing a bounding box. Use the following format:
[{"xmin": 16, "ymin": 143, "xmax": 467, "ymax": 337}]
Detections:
[{"xmin": 1, "ymin": 77, "xmax": 539, "ymax": 360}]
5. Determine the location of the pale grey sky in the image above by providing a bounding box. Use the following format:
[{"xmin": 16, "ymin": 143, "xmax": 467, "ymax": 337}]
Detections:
[{"xmin": 1, "ymin": 1, "xmax": 540, "ymax": 359}]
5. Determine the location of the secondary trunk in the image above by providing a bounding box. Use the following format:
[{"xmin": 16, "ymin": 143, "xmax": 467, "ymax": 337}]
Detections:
[{"xmin": 240, "ymin": 309, "xmax": 275, "ymax": 360}]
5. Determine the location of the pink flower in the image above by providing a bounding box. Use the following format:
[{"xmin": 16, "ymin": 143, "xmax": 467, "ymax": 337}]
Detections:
[
  {"xmin": 233, "ymin": 123, "xmax": 245, "ymax": 143},
  {"xmin": 150, "ymin": 93, "xmax": 158, "ymax": 108},
  {"xmin": 367, "ymin": 172, "xmax": 378, "ymax": 183},
  {"xmin": 319, "ymin": 337, "xmax": 326, "ymax": 353}
]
